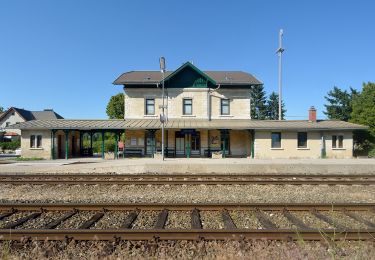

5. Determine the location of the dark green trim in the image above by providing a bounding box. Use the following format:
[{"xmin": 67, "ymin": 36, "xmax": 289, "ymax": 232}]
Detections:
[
  {"xmin": 64, "ymin": 130, "xmax": 69, "ymax": 160},
  {"xmin": 51, "ymin": 130, "xmax": 55, "ymax": 160},
  {"xmin": 163, "ymin": 62, "xmax": 217, "ymax": 86},
  {"xmin": 250, "ymin": 130, "xmax": 255, "ymax": 159},
  {"xmin": 115, "ymin": 131, "xmax": 119, "ymax": 159},
  {"xmin": 101, "ymin": 131, "xmax": 105, "ymax": 159}
]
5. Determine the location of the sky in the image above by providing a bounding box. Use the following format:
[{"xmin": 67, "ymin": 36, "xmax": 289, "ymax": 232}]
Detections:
[{"xmin": 0, "ymin": 0, "xmax": 374, "ymax": 119}]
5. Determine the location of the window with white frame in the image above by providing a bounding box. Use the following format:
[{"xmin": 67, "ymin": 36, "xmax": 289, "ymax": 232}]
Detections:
[
  {"xmin": 145, "ymin": 98, "xmax": 155, "ymax": 115},
  {"xmin": 297, "ymin": 132, "xmax": 307, "ymax": 148},
  {"xmin": 220, "ymin": 98, "xmax": 230, "ymax": 115},
  {"xmin": 30, "ymin": 135, "xmax": 42, "ymax": 148},
  {"xmin": 183, "ymin": 98, "xmax": 192, "ymax": 115},
  {"xmin": 271, "ymin": 132, "xmax": 282, "ymax": 148},
  {"xmin": 332, "ymin": 135, "xmax": 344, "ymax": 148}
]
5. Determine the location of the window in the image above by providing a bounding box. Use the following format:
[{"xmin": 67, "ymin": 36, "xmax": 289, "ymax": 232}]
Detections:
[
  {"xmin": 145, "ymin": 98, "xmax": 155, "ymax": 115},
  {"xmin": 183, "ymin": 98, "xmax": 192, "ymax": 115},
  {"xmin": 30, "ymin": 135, "xmax": 36, "ymax": 148},
  {"xmin": 30, "ymin": 135, "xmax": 42, "ymax": 148},
  {"xmin": 332, "ymin": 135, "xmax": 344, "ymax": 148},
  {"xmin": 37, "ymin": 135, "xmax": 42, "ymax": 148},
  {"xmin": 221, "ymin": 99, "xmax": 230, "ymax": 115},
  {"xmin": 297, "ymin": 132, "xmax": 307, "ymax": 148},
  {"xmin": 5, "ymin": 122, "xmax": 10, "ymax": 127},
  {"xmin": 271, "ymin": 132, "xmax": 281, "ymax": 148}
]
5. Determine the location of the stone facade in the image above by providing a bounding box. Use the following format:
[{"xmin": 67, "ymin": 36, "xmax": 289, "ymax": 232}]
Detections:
[
  {"xmin": 21, "ymin": 130, "xmax": 52, "ymax": 159},
  {"xmin": 124, "ymin": 88, "xmax": 251, "ymax": 120}
]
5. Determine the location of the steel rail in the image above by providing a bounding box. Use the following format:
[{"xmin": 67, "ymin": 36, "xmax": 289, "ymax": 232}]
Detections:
[
  {"xmin": 1, "ymin": 203, "xmax": 375, "ymax": 241},
  {"xmin": 0, "ymin": 203, "xmax": 374, "ymax": 211},
  {"xmin": 1, "ymin": 229, "xmax": 374, "ymax": 241},
  {"xmin": 0, "ymin": 174, "xmax": 375, "ymax": 185}
]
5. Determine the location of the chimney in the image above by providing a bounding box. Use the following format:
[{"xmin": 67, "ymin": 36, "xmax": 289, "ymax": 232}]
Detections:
[{"xmin": 308, "ymin": 106, "xmax": 317, "ymax": 122}]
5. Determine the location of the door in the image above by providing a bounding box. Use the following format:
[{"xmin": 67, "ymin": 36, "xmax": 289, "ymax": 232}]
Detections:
[
  {"xmin": 190, "ymin": 132, "xmax": 200, "ymax": 156},
  {"xmin": 175, "ymin": 132, "xmax": 185, "ymax": 156},
  {"xmin": 145, "ymin": 136, "xmax": 155, "ymax": 156}
]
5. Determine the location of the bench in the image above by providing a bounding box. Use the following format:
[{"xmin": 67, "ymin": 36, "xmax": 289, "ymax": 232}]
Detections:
[{"xmin": 124, "ymin": 148, "xmax": 143, "ymax": 157}]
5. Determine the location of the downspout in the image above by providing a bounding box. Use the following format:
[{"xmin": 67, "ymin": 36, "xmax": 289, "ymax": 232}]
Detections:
[{"xmin": 208, "ymin": 84, "xmax": 220, "ymax": 121}]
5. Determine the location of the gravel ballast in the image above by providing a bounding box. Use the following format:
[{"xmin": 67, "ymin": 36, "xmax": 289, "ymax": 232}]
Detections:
[{"xmin": 0, "ymin": 184, "xmax": 374, "ymax": 204}]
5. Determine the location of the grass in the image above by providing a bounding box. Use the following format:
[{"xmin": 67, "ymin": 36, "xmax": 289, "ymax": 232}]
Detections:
[{"xmin": 14, "ymin": 157, "xmax": 44, "ymax": 161}]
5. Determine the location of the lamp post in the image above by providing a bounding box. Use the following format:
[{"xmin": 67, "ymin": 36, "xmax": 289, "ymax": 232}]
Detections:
[
  {"xmin": 159, "ymin": 57, "xmax": 166, "ymax": 161},
  {"xmin": 276, "ymin": 29, "xmax": 285, "ymax": 120}
]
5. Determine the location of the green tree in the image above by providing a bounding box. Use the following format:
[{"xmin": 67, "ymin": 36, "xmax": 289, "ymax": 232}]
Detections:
[
  {"xmin": 106, "ymin": 93, "xmax": 124, "ymax": 119},
  {"xmin": 0, "ymin": 106, "xmax": 4, "ymax": 113},
  {"xmin": 250, "ymin": 85, "xmax": 267, "ymax": 119},
  {"xmin": 351, "ymin": 82, "xmax": 375, "ymax": 146},
  {"xmin": 266, "ymin": 92, "xmax": 286, "ymax": 120},
  {"xmin": 323, "ymin": 86, "xmax": 358, "ymax": 121}
]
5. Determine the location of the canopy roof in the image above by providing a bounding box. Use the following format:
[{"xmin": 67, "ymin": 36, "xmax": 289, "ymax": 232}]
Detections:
[{"xmin": 9, "ymin": 119, "xmax": 367, "ymax": 131}]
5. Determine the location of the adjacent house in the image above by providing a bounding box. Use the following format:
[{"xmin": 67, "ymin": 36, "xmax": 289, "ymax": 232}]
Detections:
[
  {"xmin": 9, "ymin": 62, "xmax": 367, "ymax": 159},
  {"xmin": 0, "ymin": 107, "xmax": 63, "ymax": 142}
]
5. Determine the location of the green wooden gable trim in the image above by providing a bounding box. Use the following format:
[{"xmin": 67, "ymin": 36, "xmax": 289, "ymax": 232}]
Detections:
[{"xmin": 163, "ymin": 62, "xmax": 217, "ymax": 87}]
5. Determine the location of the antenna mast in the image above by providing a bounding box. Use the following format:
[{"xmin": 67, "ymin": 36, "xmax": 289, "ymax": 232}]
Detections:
[{"xmin": 276, "ymin": 29, "xmax": 285, "ymax": 120}]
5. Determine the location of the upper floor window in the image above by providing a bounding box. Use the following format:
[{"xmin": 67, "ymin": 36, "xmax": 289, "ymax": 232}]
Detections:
[
  {"xmin": 332, "ymin": 135, "xmax": 343, "ymax": 148},
  {"xmin": 297, "ymin": 132, "xmax": 307, "ymax": 148},
  {"xmin": 30, "ymin": 135, "xmax": 42, "ymax": 148},
  {"xmin": 183, "ymin": 98, "xmax": 192, "ymax": 115},
  {"xmin": 145, "ymin": 98, "xmax": 155, "ymax": 115},
  {"xmin": 271, "ymin": 132, "xmax": 281, "ymax": 148},
  {"xmin": 221, "ymin": 99, "xmax": 230, "ymax": 115}
]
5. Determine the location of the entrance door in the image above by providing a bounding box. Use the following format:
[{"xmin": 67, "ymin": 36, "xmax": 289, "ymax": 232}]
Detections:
[
  {"xmin": 175, "ymin": 131, "xmax": 185, "ymax": 156},
  {"xmin": 190, "ymin": 132, "xmax": 200, "ymax": 156}
]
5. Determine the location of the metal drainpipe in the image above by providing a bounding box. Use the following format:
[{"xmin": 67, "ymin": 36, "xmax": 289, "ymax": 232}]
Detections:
[{"xmin": 208, "ymin": 85, "xmax": 221, "ymax": 121}]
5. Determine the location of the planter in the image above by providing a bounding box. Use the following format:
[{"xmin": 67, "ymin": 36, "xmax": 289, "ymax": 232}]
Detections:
[
  {"xmin": 104, "ymin": 152, "xmax": 115, "ymax": 160},
  {"xmin": 212, "ymin": 151, "xmax": 222, "ymax": 159},
  {"xmin": 154, "ymin": 152, "xmax": 163, "ymax": 160}
]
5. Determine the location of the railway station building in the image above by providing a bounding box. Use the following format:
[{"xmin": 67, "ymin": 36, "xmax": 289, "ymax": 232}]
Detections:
[{"xmin": 10, "ymin": 62, "xmax": 367, "ymax": 159}]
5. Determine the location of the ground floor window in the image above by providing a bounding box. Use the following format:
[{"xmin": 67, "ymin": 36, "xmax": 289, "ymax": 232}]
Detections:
[
  {"xmin": 297, "ymin": 132, "xmax": 307, "ymax": 148},
  {"xmin": 332, "ymin": 135, "xmax": 344, "ymax": 148},
  {"xmin": 30, "ymin": 135, "xmax": 42, "ymax": 148},
  {"xmin": 271, "ymin": 132, "xmax": 281, "ymax": 148}
]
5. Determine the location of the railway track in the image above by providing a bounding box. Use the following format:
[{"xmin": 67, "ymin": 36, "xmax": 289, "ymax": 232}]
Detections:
[
  {"xmin": 1, "ymin": 173, "xmax": 375, "ymax": 185},
  {"xmin": 0, "ymin": 203, "xmax": 375, "ymax": 241}
]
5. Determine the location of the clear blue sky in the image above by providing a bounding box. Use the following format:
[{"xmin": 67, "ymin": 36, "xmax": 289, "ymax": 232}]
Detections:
[{"xmin": 0, "ymin": 1, "xmax": 374, "ymax": 119}]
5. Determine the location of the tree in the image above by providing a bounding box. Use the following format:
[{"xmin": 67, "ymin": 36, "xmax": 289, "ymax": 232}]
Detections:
[
  {"xmin": 350, "ymin": 82, "xmax": 375, "ymax": 156},
  {"xmin": 250, "ymin": 85, "xmax": 267, "ymax": 119},
  {"xmin": 266, "ymin": 92, "xmax": 286, "ymax": 120},
  {"xmin": 323, "ymin": 86, "xmax": 358, "ymax": 121},
  {"xmin": 0, "ymin": 106, "xmax": 4, "ymax": 113},
  {"xmin": 106, "ymin": 93, "xmax": 124, "ymax": 119}
]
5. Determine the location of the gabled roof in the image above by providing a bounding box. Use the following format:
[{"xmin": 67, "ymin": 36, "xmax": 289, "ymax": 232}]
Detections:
[
  {"xmin": 113, "ymin": 62, "xmax": 262, "ymax": 86},
  {"xmin": 0, "ymin": 107, "xmax": 64, "ymax": 122},
  {"xmin": 163, "ymin": 62, "xmax": 216, "ymax": 85},
  {"xmin": 8, "ymin": 119, "xmax": 367, "ymax": 131}
]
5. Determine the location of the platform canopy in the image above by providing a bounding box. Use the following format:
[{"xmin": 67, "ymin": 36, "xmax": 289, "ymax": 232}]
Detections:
[{"xmin": 9, "ymin": 119, "xmax": 367, "ymax": 131}]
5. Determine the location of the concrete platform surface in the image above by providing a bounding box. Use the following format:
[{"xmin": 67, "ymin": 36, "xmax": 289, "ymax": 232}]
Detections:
[{"xmin": 0, "ymin": 158, "xmax": 374, "ymax": 174}]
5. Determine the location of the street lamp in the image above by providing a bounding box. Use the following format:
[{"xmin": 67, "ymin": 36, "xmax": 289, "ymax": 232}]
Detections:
[
  {"xmin": 159, "ymin": 57, "xmax": 166, "ymax": 160},
  {"xmin": 276, "ymin": 29, "xmax": 285, "ymax": 120}
]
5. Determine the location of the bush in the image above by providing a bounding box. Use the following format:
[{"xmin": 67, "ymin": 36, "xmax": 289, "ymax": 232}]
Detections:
[
  {"xmin": 368, "ymin": 147, "xmax": 375, "ymax": 158},
  {"xmin": 0, "ymin": 140, "xmax": 20, "ymax": 151}
]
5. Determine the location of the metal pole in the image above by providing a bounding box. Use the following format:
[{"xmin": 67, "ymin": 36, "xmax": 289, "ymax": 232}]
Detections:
[
  {"xmin": 162, "ymin": 70, "xmax": 165, "ymax": 160},
  {"xmin": 277, "ymin": 29, "xmax": 284, "ymax": 121}
]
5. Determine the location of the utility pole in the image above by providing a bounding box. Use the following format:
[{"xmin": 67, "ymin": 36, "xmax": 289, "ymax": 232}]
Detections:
[
  {"xmin": 159, "ymin": 57, "xmax": 166, "ymax": 161},
  {"xmin": 276, "ymin": 29, "xmax": 285, "ymax": 120}
]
